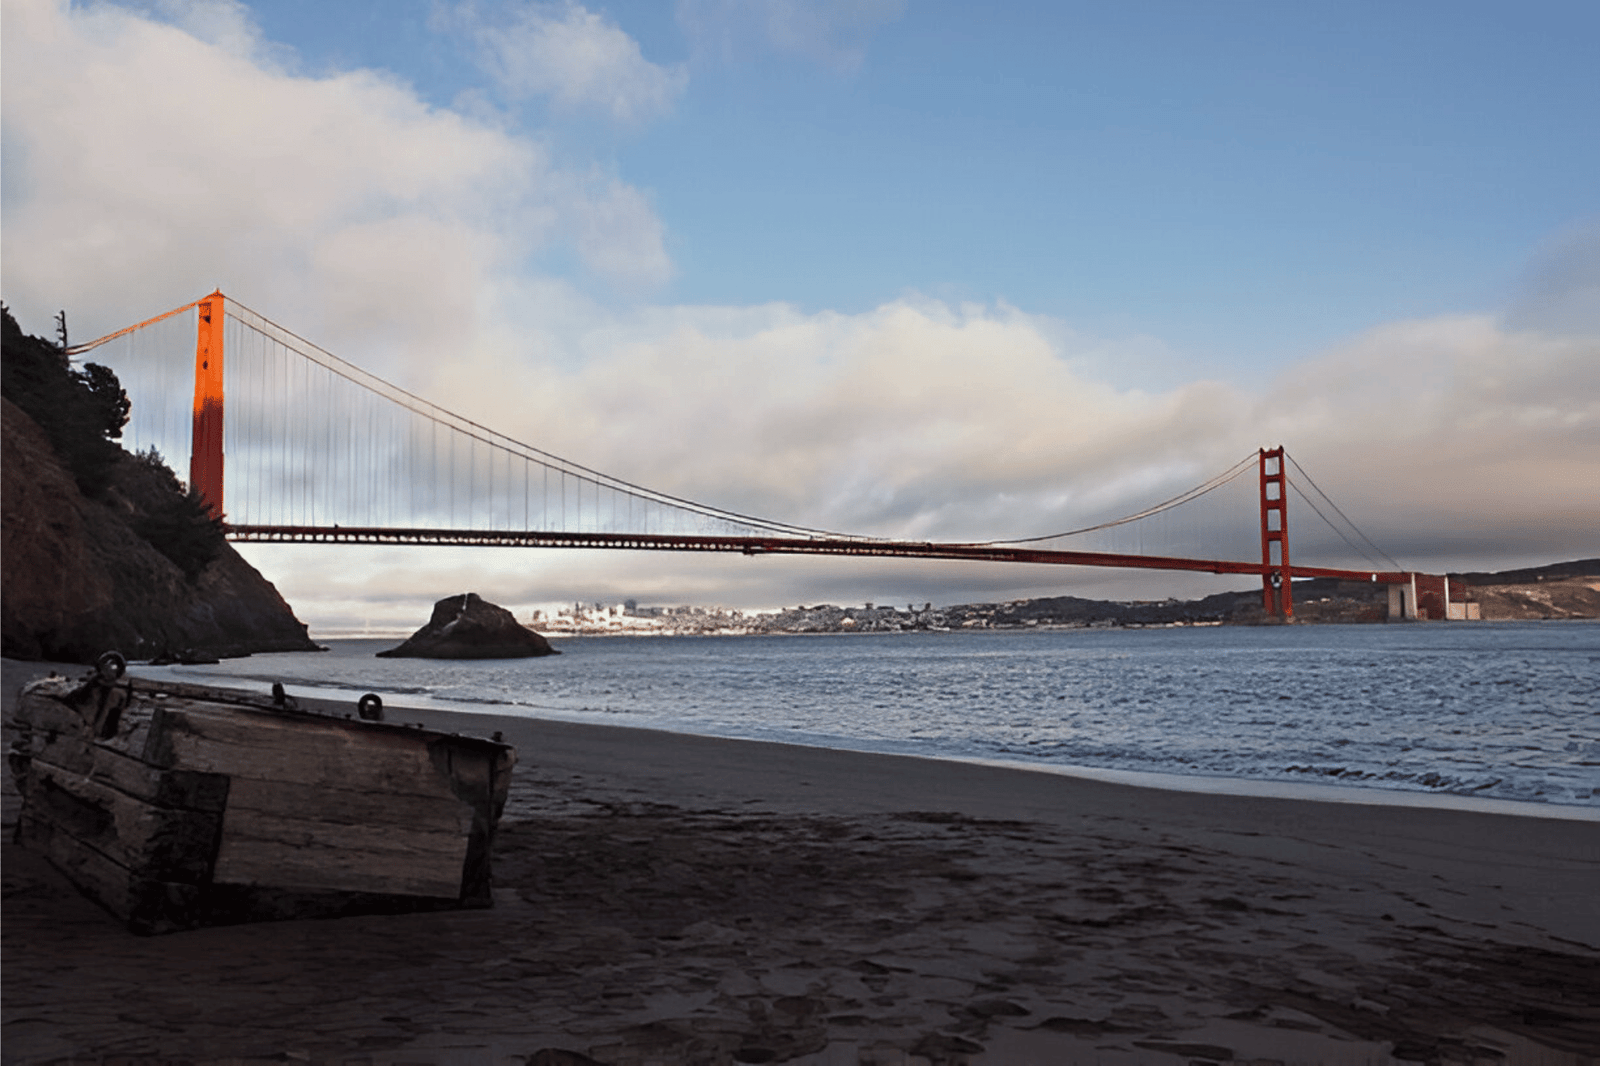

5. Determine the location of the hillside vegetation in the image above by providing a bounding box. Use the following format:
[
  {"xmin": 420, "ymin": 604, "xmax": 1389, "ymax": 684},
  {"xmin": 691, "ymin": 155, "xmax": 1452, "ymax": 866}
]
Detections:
[{"xmin": 2, "ymin": 305, "xmax": 318, "ymax": 662}]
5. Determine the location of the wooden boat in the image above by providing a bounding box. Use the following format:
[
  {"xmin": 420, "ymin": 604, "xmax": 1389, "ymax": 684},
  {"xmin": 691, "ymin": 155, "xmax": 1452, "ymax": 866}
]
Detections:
[{"xmin": 6, "ymin": 654, "xmax": 515, "ymax": 934}]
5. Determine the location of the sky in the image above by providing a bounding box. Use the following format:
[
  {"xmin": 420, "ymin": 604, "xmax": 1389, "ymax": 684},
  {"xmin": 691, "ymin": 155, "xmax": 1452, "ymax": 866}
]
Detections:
[{"xmin": 2, "ymin": 0, "xmax": 1597, "ymax": 634}]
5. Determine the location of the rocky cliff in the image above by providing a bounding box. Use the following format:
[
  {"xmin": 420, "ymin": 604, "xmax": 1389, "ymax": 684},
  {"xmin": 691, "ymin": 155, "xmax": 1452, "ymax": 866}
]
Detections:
[{"xmin": 2, "ymin": 313, "xmax": 319, "ymax": 663}]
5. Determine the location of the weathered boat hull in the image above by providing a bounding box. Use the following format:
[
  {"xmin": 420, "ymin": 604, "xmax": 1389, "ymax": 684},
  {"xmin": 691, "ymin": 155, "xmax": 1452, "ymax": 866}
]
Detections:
[{"xmin": 7, "ymin": 665, "xmax": 515, "ymax": 934}]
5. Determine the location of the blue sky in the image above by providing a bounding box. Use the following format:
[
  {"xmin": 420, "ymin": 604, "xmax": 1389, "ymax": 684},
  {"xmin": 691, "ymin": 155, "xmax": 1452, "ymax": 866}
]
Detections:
[
  {"xmin": 237, "ymin": 0, "xmax": 1598, "ymax": 373},
  {"xmin": 3, "ymin": 0, "xmax": 1596, "ymax": 630}
]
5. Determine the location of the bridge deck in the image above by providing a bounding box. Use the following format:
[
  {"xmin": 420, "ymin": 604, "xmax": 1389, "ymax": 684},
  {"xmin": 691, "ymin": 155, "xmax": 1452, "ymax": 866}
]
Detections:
[{"xmin": 225, "ymin": 526, "xmax": 1409, "ymax": 585}]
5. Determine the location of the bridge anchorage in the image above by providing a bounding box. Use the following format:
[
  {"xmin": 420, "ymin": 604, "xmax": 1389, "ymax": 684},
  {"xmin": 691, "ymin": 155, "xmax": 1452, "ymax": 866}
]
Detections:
[{"xmin": 68, "ymin": 291, "xmax": 1459, "ymax": 620}]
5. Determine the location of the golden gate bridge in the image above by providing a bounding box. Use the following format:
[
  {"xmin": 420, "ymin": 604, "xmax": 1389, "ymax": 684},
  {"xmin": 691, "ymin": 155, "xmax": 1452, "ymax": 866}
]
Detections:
[{"xmin": 67, "ymin": 291, "xmax": 1453, "ymax": 619}]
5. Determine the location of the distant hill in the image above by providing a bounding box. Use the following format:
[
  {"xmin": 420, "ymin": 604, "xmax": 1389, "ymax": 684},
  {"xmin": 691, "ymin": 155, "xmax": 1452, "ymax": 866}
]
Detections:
[
  {"xmin": 1450, "ymin": 560, "xmax": 1600, "ymax": 621},
  {"xmin": 1450, "ymin": 558, "xmax": 1600, "ymax": 586},
  {"xmin": 934, "ymin": 577, "xmax": 1376, "ymax": 628},
  {"xmin": 835, "ymin": 563, "xmax": 1599, "ymax": 630},
  {"xmin": 558, "ymin": 562, "xmax": 1600, "ymax": 636}
]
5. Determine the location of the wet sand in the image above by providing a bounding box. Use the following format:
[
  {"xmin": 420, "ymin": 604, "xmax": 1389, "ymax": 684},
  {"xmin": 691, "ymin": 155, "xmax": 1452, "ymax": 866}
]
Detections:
[{"xmin": 4, "ymin": 659, "xmax": 1598, "ymax": 1065}]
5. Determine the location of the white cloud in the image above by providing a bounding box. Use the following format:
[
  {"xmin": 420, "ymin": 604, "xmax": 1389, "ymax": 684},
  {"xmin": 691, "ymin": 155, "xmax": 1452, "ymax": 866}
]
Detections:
[
  {"xmin": 1257, "ymin": 315, "xmax": 1600, "ymax": 570},
  {"xmin": 677, "ymin": 0, "xmax": 905, "ymax": 70},
  {"xmin": 0, "ymin": 0, "xmax": 670, "ymax": 358},
  {"xmin": 415, "ymin": 294, "xmax": 1250, "ymax": 543},
  {"xmin": 133, "ymin": 0, "xmax": 275, "ymax": 62},
  {"xmin": 566, "ymin": 174, "xmax": 674, "ymax": 287},
  {"xmin": 460, "ymin": 0, "xmax": 687, "ymax": 123}
]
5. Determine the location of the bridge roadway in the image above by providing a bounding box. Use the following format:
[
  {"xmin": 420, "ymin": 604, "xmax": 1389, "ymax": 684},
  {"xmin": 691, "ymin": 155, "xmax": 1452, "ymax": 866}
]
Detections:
[{"xmin": 224, "ymin": 525, "xmax": 1411, "ymax": 586}]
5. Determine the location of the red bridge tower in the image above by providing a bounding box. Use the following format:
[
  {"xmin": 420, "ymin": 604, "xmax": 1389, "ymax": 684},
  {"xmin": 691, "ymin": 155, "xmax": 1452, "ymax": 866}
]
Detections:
[{"xmin": 1259, "ymin": 446, "xmax": 1292, "ymax": 617}]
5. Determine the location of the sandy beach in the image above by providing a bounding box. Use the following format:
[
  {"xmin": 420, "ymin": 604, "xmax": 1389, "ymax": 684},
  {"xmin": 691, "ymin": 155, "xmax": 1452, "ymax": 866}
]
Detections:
[{"xmin": 4, "ymin": 658, "xmax": 1598, "ymax": 1066}]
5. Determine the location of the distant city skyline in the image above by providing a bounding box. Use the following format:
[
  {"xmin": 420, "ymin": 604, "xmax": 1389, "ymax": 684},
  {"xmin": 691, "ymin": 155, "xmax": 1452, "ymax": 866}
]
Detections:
[{"xmin": 3, "ymin": 0, "xmax": 1596, "ymax": 633}]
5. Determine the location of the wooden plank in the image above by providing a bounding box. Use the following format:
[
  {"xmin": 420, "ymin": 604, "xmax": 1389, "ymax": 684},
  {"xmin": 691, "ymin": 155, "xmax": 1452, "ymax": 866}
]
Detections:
[
  {"xmin": 202, "ymin": 746, "xmax": 478, "ymax": 897},
  {"xmin": 147, "ymin": 703, "xmax": 455, "ymax": 798},
  {"xmin": 23, "ymin": 731, "xmax": 227, "ymax": 811},
  {"xmin": 15, "ymin": 810, "xmax": 141, "ymax": 921},
  {"xmin": 215, "ymin": 805, "xmax": 472, "ymax": 858},
  {"xmin": 214, "ymin": 780, "xmax": 473, "ymax": 897},
  {"xmin": 213, "ymin": 822, "xmax": 469, "ymax": 897},
  {"xmin": 127, "ymin": 676, "xmax": 289, "ymax": 712},
  {"xmin": 22, "ymin": 727, "xmax": 96, "ymax": 775},
  {"xmin": 89, "ymin": 744, "xmax": 230, "ymax": 812},
  {"xmin": 21, "ymin": 758, "xmax": 224, "ymax": 882},
  {"xmin": 13, "ymin": 676, "xmax": 141, "ymax": 741},
  {"xmin": 221, "ymin": 776, "xmax": 472, "ymax": 830},
  {"xmin": 10, "ymin": 683, "xmax": 92, "ymax": 735},
  {"xmin": 15, "ymin": 807, "xmax": 207, "ymax": 934},
  {"xmin": 428, "ymin": 744, "xmax": 511, "ymax": 805}
]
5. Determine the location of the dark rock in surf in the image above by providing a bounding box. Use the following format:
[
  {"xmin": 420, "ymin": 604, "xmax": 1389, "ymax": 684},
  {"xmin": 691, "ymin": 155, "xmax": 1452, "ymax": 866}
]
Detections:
[{"xmin": 377, "ymin": 593, "xmax": 559, "ymax": 659}]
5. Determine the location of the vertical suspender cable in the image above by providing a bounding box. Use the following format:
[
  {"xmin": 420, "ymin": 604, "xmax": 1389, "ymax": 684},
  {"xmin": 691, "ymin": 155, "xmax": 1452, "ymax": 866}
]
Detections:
[{"xmin": 290, "ymin": 345, "xmax": 298, "ymax": 525}]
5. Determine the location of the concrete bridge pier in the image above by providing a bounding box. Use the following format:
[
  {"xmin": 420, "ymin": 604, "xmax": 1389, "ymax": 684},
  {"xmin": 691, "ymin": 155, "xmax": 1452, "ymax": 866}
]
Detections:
[
  {"xmin": 1388, "ymin": 581, "xmax": 1418, "ymax": 621},
  {"xmin": 1388, "ymin": 574, "xmax": 1477, "ymax": 620}
]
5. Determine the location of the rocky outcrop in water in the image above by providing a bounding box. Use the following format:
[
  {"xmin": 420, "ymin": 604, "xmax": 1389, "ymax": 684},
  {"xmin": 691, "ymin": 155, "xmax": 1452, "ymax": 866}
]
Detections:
[{"xmin": 377, "ymin": 593, "xmax": 559, "ymax": 659}]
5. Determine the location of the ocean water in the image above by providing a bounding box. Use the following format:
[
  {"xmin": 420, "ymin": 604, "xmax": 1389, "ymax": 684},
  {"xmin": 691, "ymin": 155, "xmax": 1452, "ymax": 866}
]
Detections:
[{"xmin": 127, "ymin": 621, "xmax": 1600, "ymax": 811}]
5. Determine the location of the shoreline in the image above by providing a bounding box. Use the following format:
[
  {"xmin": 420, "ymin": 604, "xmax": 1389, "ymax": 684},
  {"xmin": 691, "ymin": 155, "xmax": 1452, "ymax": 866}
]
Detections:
[
  {"xmin": 5, "ymin": 658, "xmax": 1599, "ymax": 1064},
  {"xmin": 299, "ymin": 682, "xmax": 1600, "ymax": 821},
  {"xmin": 107, "ymin": 646, "xmax": 1600, "ymax": 821}
]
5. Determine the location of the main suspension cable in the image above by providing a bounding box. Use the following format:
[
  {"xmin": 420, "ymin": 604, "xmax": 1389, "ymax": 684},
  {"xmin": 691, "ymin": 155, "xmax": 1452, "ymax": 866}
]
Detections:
[
  {"xmin": 63, "ymin": 298, "xmax": 204, "ymax": 357},
  {"xmin": 226, "ymin": 298, "xmax": 867, "ymax": 542},
  {"xmin": 973, "ymin": 453, "xmax": 1258, "ymax": 546},
  {"xmin": 1284, "ymin": 453, "xmax": 1403, "ymax": 571}
]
